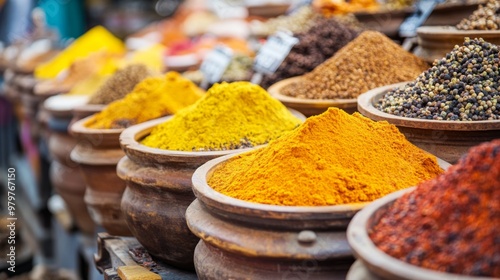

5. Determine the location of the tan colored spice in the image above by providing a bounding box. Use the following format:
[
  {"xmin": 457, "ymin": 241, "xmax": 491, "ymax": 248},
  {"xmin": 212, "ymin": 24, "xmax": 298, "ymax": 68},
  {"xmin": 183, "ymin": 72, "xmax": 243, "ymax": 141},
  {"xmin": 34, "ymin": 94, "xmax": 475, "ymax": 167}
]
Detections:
[
  {"xmin": 281, "ymin": 31, "xmax": 429, "ymax": 99},
  {"xmin": 88, "ymin": 64, "xmax": 156, "ymax": 105}
]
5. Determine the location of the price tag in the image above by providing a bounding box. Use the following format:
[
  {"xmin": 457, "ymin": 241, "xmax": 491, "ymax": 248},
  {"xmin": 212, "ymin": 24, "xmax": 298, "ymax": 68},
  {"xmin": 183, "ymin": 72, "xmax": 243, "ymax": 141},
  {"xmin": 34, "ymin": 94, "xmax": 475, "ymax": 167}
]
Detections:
[
  {"xmin": 251, "ymin": 31, "xmax": 299, "ymax": 84},
  {"xmin": 200, "ymin": 45, "xmax": 233, "ymax": 89},
  {"xmin": 399, "ymin": 0, "xmax": 444, "ymax": 37}
]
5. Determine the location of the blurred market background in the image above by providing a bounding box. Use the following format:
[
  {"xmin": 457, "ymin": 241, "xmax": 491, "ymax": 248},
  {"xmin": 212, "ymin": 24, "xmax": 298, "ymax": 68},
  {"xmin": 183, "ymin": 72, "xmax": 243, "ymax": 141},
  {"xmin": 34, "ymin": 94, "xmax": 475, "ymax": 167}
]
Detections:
[{"xmin": 0, "ymin": 0, "xmax": 496, "ymax": 279}]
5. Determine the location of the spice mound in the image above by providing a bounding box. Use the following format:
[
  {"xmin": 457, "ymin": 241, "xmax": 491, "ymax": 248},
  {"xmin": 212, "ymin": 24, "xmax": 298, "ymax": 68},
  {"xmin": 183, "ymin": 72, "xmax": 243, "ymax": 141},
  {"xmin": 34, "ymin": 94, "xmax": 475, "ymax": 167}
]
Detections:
[
  {"xmin": 88, "ymin": 64, "xmax": 156, "ymax": 105},
  {"xmin": 141, "ymin": 82, "xmax": 302, "ymax": 151},
  {"xmin": 378, "ymin": 38, "xmax": 500, "ymax": 121},
  {"xmin": 371, "ymin": 140, "xmax": 500, "ymax": 277},
  {"xmin": 456, "ymin": 0, "xmax": 500, "ymax": 31},
  {"xmin": 281, "ymin": 31, "xmax": 428, "ymax": 99},
  {"xmin": 208, "ymin": 108, "xmax": 442, "ymax": 206},
  {"xmin": 261, "ymin": 17, "xmax": 359, "ymax": 89},
  {"xmin": 85, "ymin": 72, "xmax": 203, "ymax": 129}
]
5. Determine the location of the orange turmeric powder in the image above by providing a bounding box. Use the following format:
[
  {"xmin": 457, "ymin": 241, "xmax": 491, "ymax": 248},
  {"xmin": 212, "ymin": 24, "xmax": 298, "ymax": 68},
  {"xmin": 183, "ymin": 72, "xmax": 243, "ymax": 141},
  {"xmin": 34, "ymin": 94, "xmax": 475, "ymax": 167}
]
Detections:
[{"xmin": 209, "ymin": 108, "xmax": 443, "ymax": 206}]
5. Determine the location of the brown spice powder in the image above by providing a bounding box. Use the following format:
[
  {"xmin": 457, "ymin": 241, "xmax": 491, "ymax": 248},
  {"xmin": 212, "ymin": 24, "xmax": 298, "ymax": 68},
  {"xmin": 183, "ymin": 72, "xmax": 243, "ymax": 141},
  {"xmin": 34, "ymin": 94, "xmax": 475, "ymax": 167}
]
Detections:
[{"xmin": 281, "ymin": 31, "xmax": 429, "ymax": 99}]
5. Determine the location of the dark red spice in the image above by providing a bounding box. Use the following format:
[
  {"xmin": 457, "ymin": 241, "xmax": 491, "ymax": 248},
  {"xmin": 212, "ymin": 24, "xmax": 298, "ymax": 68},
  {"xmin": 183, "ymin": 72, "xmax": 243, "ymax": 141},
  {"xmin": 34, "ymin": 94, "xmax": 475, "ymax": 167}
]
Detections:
[{"xmin": 370, "ymin": 140, "xmax": 500, "ymax": 277}]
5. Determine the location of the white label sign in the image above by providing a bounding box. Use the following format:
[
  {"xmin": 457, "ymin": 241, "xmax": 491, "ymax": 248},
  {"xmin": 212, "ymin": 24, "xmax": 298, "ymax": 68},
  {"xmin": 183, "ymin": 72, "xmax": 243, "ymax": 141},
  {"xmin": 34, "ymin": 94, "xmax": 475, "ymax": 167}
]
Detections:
[
  {"xmin": 200, "ymin": 45, "xmax": 233, "ymax": 87},
  {"xmin": 253, "ymin": 31, "xmax": 299, "ymax": 75}
]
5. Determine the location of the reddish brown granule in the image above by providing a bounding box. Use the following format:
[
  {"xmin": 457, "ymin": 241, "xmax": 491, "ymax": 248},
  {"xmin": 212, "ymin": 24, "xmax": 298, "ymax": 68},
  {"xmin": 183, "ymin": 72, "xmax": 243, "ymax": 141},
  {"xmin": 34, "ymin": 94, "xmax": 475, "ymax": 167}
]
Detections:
[{"xmin": 370, "ymin": 140, "xmax": 500, "ymax": 277}]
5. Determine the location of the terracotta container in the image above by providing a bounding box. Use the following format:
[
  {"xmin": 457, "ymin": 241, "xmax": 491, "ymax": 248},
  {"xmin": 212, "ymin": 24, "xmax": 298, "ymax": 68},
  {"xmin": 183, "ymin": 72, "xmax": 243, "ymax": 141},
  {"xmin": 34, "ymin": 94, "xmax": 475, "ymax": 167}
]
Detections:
[
  {"xmin": 415, "ymin": 26, "xmax": 500, "ymax": 63},
  {"xmin": 70, "ymin": 115, "xmax": 131, "ymax": 236},
  {"xmin": 347, "ymin": 187, "xmax": 488, "ymax": 280},
  {"xmin": 357, "ymin": 82, "xmax": 500, "ymax": 164},
  {"xmin": 44, "ymin": 102, "xmax": 95, "ymax": 235},
  {"xmin": 186, "ymin": 152, "xmax": 451, "ymax": 279},
  {"xmin": 118, "ymin": 111, "xmax": 306, "ymax": 270}
]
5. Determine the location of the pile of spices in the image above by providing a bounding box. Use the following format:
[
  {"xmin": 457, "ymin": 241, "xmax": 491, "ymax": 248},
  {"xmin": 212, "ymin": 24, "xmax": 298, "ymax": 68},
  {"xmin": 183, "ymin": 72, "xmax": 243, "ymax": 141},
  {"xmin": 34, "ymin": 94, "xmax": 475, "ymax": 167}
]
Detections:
[
  {"xmin": 208, "ymin": 108, "xmax": 442, "ymax": 206},
  {"xmin": 261, "ymin": 17, "xmax": 359, "ymax": 88},
  {"xmin": 88, "ymin": 64, "xmax": 156, "ymax": 104},
  {"xmin": 250, "ymin": 6, "xmax": 320, "ymax": 37},
  {"xmin": 35, "ymin": 26, "xmax": 125, "ymax": 79},
  {"xmin": 85, "ymin": 72, "xmax": 203, "ymax": 129},
  {"xmin": 281, "ymin": 31, "xmax": 429, "ymax": 99},
  {"xmin": 371, "ymin": 140, "xmax": 500, "ymax": 277},
  {"xmin": 141, "ymin": 82, "xmax": 301, "ymax": 151},
  {"xmin": 456, "ymin": 0, "xmax": 500, "ymax": 30},
  {"xmin": 378, "ymin": 38, "xmax": 500, "ymax": 121}
]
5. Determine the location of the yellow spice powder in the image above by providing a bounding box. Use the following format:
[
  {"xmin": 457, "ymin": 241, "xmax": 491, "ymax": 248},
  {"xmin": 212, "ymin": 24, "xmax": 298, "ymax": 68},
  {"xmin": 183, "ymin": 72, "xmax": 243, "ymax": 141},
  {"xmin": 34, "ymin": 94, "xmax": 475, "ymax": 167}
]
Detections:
[
  {"xmin": 85, "ymin": 72, "xmax": 203, "ymax": 129},
  {"xmin": 141, "ymin": 81, "xmax": 302, "ymax": 151}
]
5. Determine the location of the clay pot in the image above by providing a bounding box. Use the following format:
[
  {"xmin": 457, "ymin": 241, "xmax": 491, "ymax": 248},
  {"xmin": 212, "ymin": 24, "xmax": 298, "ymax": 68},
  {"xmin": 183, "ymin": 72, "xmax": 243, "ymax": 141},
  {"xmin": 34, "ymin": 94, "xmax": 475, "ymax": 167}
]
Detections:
[
  {"xmin": 187, "ymin": 152, "xmax": 451, "ymax": 279},
  {"xmin": 44, "ymin": 104, "xmax": 95, "ymax": 235},
  {"xmin": 415, "ymin": 26, "xmax": 500, "ymax": 63},
  {"xmin": 346, "ymin": 187, "xmax": 486, "ymax": 280},
  {"xmin": 117, "ymin": 116, "xmax": 257, "ymax": 269},
  {"xmin": 187, "ymin": 154, "xmax": 356, "ymax": 279},
  {"xmin": 118, "ymin": 110, "xmax": 306, "ymax": 270},
  {"xmin": 357, "ymin": 82, "xmax": 500, "ymax": 164},
  {"xmin": 70, "ymin": 115, "xmax": 130, "ymax": 236}
]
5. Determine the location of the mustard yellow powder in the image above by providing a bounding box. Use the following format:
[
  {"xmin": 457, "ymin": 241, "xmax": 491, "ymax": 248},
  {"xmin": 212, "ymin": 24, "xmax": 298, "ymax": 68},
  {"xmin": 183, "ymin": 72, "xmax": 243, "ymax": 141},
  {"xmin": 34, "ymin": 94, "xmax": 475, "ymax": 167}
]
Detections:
[
  {"xmin": 35, "ymin": 26, "xmax": 125, "ymax": 79},
  {"xmin": 209, "ymin": 108, "xmax": 443, "ymax": 206},
  {"xmin": 85, "ymin": 72, "xmax": 203, "ymax": 129},
  {"xmin": 141, "ymin": 82, "xmax": 302, "ymax": 151}
]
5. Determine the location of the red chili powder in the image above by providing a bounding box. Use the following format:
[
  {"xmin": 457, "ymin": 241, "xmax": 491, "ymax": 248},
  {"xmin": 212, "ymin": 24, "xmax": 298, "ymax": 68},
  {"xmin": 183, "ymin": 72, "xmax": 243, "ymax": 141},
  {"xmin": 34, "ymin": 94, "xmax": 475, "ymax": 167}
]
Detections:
[{"xmin": 370, "ymin": 139, "xmax": 500, "ymax": 277}]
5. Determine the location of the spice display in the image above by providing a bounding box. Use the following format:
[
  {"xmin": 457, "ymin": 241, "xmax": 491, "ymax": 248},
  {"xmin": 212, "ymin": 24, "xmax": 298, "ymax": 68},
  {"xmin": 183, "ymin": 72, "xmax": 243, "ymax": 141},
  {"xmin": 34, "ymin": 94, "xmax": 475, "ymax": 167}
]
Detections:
[
  {"xmin": 281, "ymin": 31, "xmax": 428, "ymax": 99},
  {"xmin": 183, "ymin": 54, "xmax": 253, "ymax": 84},
  {"xmin": 141, "ymin": 82, "xmax": 301, "ymax": 151},
  {"xmin": 250, "ymin": 6, "xmax": 320, "ymax": 37},
  {"xmin": 313, "ymin": 0, "xmax": 379, "ymax": 16},
  {"xmin": 88, "ymin": 64, "xmax": 156, "ymax": 104},
  {"xmin": 124, "ymin": 44, "xmax": 166, "ymax": 72},
  {"xmin": 85, "ymin": 72, "xmax": 203, "ymax": 129},
  {"xmin": 208, "ymin": 108, "xmax": 442, "ymax": 206},
  {"xmin": 378, "ymin": 38, "xmax": 500, "ymax": 121},
  {"xmin": 35, "ymin": 26, "xmax": 125, "ymax": 79},
  {"xmin": 371, "ymin": 140, "xmax": 500, "ymax": 277},
  {"xmin": 456, "ymin": 0, "xmax": 500, "ymax": 30},
  {"xmin": 67, "ymin": 74, "xmax": 108, "ymax": 95},
  {"xmin": 261, "ymin": 17, "xmax": 359, "ymax": 88},
  {"xmin": 35, "ymin": 51, "xmax": 121, "ymax": 94}
]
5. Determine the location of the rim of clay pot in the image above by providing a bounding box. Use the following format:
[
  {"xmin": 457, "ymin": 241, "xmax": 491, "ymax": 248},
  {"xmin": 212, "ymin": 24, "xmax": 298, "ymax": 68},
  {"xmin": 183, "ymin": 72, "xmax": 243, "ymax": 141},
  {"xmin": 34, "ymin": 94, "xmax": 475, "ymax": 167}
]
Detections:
[
  {"xmin": 70, "ymin": 114, "xmax": 125, "ymax": 148},
  {"xmin": 44, "ymin": 94, "xmax": 91, "ymax": 117},
  {"xmin": 417, "ymin": 26, "xmax": 500, "ymax": 38},
  {"xmin": 347, "ymin": 187, "xmax": 497, "ymax": 280},
  {"xmin": 357, "ymin": 82, "xmax": 500, "ymax": 131},
  {"xmin": 119, "ymin": 109, "xmax": 307, "ymax": 166},
  {"xmin": 191, "ymin": 152, "xmax": 451, "ymax": 230},
  {"xmin": 268, "ymin": 76, "xmax": 358, "ymax": 111}
]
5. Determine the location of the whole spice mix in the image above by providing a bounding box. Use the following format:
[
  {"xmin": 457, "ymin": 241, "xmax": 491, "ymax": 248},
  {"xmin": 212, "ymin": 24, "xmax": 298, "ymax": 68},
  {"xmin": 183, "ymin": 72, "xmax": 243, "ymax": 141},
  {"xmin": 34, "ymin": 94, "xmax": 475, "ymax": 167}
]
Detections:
[
  {"xmin": 281, "ymin": 31, "xmax": 429, "ymax": 99},
  {"xmin": 141, "ymin": 82, "xmax": 302, "ymax": 151},
  {"xmin": 209, "ymin": 108, "xmax": 442, "ymax": 206},
  {"xmin": 378, "ymin": 38, "xmax": 499, "ymax": 121},
  {"xmin": 456, "ymin": 0, "xmax": 500, "ymax": 30},
  {"xmin": 371, "ymin": 139, "xmax": 500, "ymax": 277},
  {"xmin": 88, "ymin": 64, "xmax": 156, "ymax": 104},
  {"xmin": 85, "ymin": 72, "xmax": 203, "ymax": 129},
  {"xmin": 261, "ymin": 17, "xmax": 359, "ymax": 88}
]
